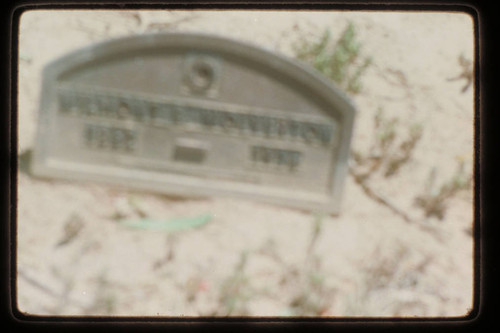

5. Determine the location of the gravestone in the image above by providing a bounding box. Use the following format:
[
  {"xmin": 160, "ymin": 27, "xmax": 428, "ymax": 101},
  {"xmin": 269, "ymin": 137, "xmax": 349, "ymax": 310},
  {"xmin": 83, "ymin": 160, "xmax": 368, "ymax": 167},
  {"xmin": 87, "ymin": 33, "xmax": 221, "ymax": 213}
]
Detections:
[{"xmin": 31, "ymin": 33, "xmax": 355, "ymax": 213}]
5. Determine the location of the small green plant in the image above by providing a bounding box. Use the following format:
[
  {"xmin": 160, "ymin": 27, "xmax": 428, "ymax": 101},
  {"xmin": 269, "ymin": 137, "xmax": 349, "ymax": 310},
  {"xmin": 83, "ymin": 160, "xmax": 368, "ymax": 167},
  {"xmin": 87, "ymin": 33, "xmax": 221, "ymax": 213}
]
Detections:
[
  {"xmin": 110, "ymin": 194, "xmax": 147, "ymax": 220},
  {"xmin": 84, "ymin": 272, "xmax": 116, "ymax": 315},
  {"xmin": 289, "ymin": 269, "xmax": 333, "ymax": 316},
  {"xmin": 383, "ymin": 122, "xmax": 423, "ymax": 178},
  {"xmin": 345, "ymin": 243, "xmax": 432, "ymax": 316},
  {"xmin": 204, "ymin": 215, "xmax": 337, "ymax": 317},
  {"xmin": 214, "ymin": 251, "xmax": 252, "ymax": 316},
  {"xmin": 448, "ymin": 53, "xmax": 473, "ymax": 93},
  {"xmin": 362, "ymin": 244, "xmax": 410, "ymax": 292},
  {"xmin": 414, "ymin": 160, "xmax": 472, "ymax": 220},
  {"xmin": 254, "ymin": 215, "xmax": 336, "ymax": 316},
  {"xmin": 55, "ymin": 214, "xmax": 84, "ymax": 247},
  {"xmin": 348, "ymin": 108, "xmax": 425, "ymax": 225},
  {"xmin": 351, "ymin": 108, "xmax": 423, "ymax": 182},
  {"xmin": 295, "ymin": 22, "xmax": 372, "ymax": 94},
  {"xmin": 306, "ymin": 213, "xmax": 324, "ymax": 260},
  {"xmin": 287, "ymin": 214, "xmax": 336, "ymax": 316}
]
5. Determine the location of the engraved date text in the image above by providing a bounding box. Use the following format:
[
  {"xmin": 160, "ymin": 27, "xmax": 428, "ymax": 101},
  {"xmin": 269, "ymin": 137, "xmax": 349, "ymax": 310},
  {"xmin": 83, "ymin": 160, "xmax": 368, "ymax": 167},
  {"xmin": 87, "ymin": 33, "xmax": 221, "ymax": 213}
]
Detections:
[
  {"xmin": 251, "ymin": 145, "xmax": 301, "ymax": 171},
  {"xmin": 84, "ymin": 124, "xmax": 137, "ymax": 152}
]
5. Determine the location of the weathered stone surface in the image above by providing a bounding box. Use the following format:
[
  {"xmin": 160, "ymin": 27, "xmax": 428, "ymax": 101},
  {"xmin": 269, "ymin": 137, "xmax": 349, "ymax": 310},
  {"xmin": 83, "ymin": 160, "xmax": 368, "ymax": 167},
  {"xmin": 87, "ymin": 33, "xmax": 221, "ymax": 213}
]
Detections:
[{"xmin": 32, "ymin": 33, "xmax": 355, "ymax": 213}]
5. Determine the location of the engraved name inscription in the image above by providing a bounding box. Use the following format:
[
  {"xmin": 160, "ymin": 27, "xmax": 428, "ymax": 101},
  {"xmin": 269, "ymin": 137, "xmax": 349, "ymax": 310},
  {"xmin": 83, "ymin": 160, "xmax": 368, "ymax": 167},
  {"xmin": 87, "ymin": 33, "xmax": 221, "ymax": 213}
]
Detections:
[{"xmin": 58, "ymin": 85, "xmax": 336, "ymax": 146}]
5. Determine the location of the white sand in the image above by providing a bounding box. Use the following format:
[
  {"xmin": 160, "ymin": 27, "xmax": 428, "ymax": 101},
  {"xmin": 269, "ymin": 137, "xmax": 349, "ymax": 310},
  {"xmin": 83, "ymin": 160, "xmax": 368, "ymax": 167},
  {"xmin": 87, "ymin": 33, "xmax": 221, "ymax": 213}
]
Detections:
[{"xmin": 17, "ymin": 10, "xmax": 474, "ymax": 317}]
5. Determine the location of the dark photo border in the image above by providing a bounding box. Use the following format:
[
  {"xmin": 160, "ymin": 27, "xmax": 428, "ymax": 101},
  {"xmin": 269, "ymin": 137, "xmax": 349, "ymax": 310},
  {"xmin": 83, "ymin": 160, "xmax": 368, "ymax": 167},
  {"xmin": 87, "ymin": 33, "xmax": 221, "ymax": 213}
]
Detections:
[{"xmin": 3, "ymin": 0, "xmax": 493, "ymax": 332}]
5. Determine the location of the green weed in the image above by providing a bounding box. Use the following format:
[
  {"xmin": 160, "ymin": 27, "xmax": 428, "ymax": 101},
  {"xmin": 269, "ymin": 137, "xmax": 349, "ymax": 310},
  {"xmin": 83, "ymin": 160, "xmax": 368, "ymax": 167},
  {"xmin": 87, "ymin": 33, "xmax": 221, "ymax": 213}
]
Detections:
[
  {"xmin": 287, "ymin": 214, "xmax": 336, "ymax": 316},
  {"xmin": 351, "ymin": 108, "xmax": 423, "ymax": 182},
  {"xmin": 295, "ymin": 22, "xmax": 372, "ymax": 94},
  {"xmin": 213, "ymin": 251, "xmax": 252, "ymax": 316},
  {"xmin": 84, "ymin": 272, "xmax": 116, "ymax": 315},
  {"xmin": 447, "ymin": 53, "xmax": 473, "ymax": 93},
  {"xmin": 414, "ymin": 160, "xmax": 472, "ymax": 220}
]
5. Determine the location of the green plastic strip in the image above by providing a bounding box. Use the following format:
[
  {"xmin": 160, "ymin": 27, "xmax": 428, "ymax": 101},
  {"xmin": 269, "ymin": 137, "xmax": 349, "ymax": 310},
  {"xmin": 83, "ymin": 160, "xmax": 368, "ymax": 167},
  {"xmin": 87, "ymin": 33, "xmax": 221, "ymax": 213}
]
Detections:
[{"xmin": 119, "ymin": 213, "xmax": 212, "ymax": 232}]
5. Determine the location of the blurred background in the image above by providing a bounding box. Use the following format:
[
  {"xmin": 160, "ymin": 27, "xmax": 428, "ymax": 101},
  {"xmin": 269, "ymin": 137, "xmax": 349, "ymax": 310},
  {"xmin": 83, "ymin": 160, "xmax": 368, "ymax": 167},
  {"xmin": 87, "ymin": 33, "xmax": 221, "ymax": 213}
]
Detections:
[{"xmin": 17, "ymin": 10, "xmax": 474, "ymax": 317}]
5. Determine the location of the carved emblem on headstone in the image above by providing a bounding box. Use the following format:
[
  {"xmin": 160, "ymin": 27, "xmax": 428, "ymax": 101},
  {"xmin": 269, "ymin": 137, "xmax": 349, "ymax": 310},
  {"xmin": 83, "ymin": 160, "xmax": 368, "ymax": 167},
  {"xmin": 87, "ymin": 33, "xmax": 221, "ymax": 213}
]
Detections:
[{"xmin": 182, "ymin": 54, "xmax": 221, "ymax": 97}]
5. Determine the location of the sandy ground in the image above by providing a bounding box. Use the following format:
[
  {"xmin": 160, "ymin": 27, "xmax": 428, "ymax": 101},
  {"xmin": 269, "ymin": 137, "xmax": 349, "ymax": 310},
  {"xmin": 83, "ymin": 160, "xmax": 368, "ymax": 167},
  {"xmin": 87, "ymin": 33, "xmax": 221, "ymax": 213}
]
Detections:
[{"xmin": 16, "ymin": 10, "xmax": 475, "ymax": 317}]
